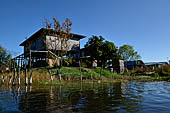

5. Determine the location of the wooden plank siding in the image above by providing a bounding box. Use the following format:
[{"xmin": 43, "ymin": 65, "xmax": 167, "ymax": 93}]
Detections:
[
  {"xmin": 24, "ymin": 36, "xmax": 46, "ymax": 56},
  {"xmin": 46, "ymin": 35, "xmax": 80, "ymax": 51}
]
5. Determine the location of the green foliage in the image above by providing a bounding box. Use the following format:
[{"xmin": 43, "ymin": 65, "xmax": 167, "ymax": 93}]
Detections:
[
  {"xmin": 80, "ymin": 59, "xmax": 91, "ymax": 67},
  {"xmin": 85, "ymin": 36, "xmax": 119, "ymax": 67},
  {"xmin": 0, "ymin": 45, "xmax": 11, "ymax": 64},
  {"xmin": 132, "ymin": 66, "xmax": 144, "ymax": 73},
  {"xmin": 160, "ymin": 64, "xmax": 170, "ymax": 76},
  {"xmin": 63, "ymin": 57, "xmax": 73, "ymax": 66},
  {"xmin": 85, "ymin": 35, "xmax": 104, "ymax": 61},
  {"xmin": 60, "ymin": 67, "xmax": 121, "ymax": 79},
  {"xmin": 124, "ymin": 72, "xmax": 131, "ymax": 76},
  {"xmin": 119, "ymin": 45, "xmax": 141, "ymax": 61},
  {"xmin": 101, "ymin": 41, "xmax": 117, "ymax": 65}
]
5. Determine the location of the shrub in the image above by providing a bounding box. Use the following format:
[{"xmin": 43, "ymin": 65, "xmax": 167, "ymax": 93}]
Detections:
[{"xmin": 159, "ymin": 64, "xmax": 170, "ymax": 76}]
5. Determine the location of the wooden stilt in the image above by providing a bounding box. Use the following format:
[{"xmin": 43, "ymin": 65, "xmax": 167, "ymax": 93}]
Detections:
[
  {"xmin": 30, "ymin": 71, "xmax": 33, "ymax": 84},
  {"xmin": 25, "ymin": 68, "xmax": 28, "ymax": 85},
  {"xmin": 1, "ymin": 76, "xmax": 4, "ymax": 84},
  {"xmin": 12, "ymin": 68, "xmax": 16, "ymax": 86},
  {"xmin": 9, "ymin": 74, "xmax": 12, "ymax": 85},
  {"xmin": 48, "ymin": 70, "xmax": 53, "ymax": 81},
  {"xmin": 57, "ymin": 68, "xmax": 61, "ymax": 81},
  {"xmin": 79, "ymin": 60, "xmax": 82, "ymax": 81},
  {"xmin": 17, "ymin": 68, "xmax": 20, "ymax": 85}
]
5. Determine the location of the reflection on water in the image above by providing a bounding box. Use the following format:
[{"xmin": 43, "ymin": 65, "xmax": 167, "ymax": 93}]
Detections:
[{"xmin": 0, "ymin": 82, "xmax": 170, "ymax": 113}]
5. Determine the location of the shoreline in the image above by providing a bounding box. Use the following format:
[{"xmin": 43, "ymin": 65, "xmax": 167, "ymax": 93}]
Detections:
[{"xmin": 1, "ymin": 67, "xmax": 170, "ymax": 86}]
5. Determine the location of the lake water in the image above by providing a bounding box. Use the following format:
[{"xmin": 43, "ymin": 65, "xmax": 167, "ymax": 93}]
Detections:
[{"xmin": 0, "ymin": 81, "xmax": 170, "ymax": 113}]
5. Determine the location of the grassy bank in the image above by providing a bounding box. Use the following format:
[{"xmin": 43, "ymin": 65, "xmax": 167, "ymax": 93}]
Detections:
[{"xmin": 0, "ymin": 67, "xmax": 169, "ymax": 86}]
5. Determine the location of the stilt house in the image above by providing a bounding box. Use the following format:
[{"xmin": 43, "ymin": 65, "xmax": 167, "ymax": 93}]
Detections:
[{"xmin": 13, "ymin": 28, "xmax": 85, "ymax": 68}]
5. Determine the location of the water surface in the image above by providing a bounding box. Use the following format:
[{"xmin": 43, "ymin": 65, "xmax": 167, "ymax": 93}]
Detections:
[{"xmin": 0, "ymin": 82, "xmax": 170, "ymax": 113}]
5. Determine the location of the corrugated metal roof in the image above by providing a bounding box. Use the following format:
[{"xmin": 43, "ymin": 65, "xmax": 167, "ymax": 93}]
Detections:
[
  {"xmin": 20, "ymin": 28, "xmax": 86, "ymax": 46},
  {"xmin": 144, "ymin": 62, "xmax": 168, "ymax": 66}
]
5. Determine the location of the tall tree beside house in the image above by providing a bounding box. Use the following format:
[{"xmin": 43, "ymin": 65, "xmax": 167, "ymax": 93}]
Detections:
[
  {"xmin": 84, "ymin": 35, "xmax": 104, "ymax": 65},
  {"xmin": 44, "ymin": 18, "xmax": 73, "ymax": 80},
  {"xmin": 44, "ymin": 18, "xmax": 72, "ymax": 57},
  {"xmin": 101, "ymin": 41, "xmax": 117, "ymax": 67},
  {"xmin": 119, "ymin": 44, "xmax": 141, "ymax": 61},
  {"xmin": 85, "ymin": 36, "xmax": 119, "ymax": 75}
]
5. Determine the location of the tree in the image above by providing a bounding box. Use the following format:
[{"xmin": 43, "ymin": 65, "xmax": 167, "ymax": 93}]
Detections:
[
  {"xmin": 119, "ymin": 45, "xmax": 141, "ymax": 61},
  {"xmin": 84, "ymin": 35, "xmax": 105, "ymax": 65},
  {"xmin": 44, "ymin": 18, "xmax": 73, "ymax": 80},
  {"xmin": 45, "ymin": 18, "xmax": 72, "ymax": 57},
  {"xmin": 0, "ymin": 45, "xmax": 11, "ymax": 64},
  {"xmin": 85, "ymin": 36, "xmax": 120, "ymax": 76},
  {"xmin": 101, "ymin": 41, "xmax": 117, "ymax": 67}
]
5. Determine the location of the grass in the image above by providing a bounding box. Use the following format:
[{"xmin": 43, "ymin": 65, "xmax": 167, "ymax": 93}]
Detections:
[
  {"xmin": 0, "ymin": 67, "xmax": 121, "ymax": 85},
  {"xmin": 0, "ymin": 67, "xmax": 170, "ymax": 85}
]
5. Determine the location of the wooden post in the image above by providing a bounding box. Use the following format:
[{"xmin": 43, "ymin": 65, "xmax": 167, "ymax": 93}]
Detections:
[
  {"xmin": 48, "ymin": 70, "xmax": 53, "ymax": 81},
  {"xmin": 30, "ymin": 71, "xmax": 33, "ymax": 85},
  {"xmin": 9, "ymin": 74, "xmax": 12, "ymax": 85},
  {"xmin": 57, "ymin": 68, "xmax": 61, "ymax": 81},
  {"xmin": 91, "ymin": 72, "xmax": 93, "ymax": 80},
  {"xmin": 29, "ymin": 85, "xmax": 32, "ymax": 92},
  {"xmin": 12, "ymin": 68, "xmax": 16, "ymax": 86},
  {"xmin": 25, "ymin": 68, "xmax": 28, "ymax": 85},
  {"xmin": 29, "ymin": 50, "xmax": 31, "ymax": 69},
  {"xmin": 2, "ymin": 76, "xmax": 7, "ymax": 84},
  {"xmin": 17, "ymin": 68, "xmax": 20, "ymax": 85},
  {"xmin": 25, "ymin": 85, "xmax": 28, "ymax": 93},
  {"xmin": 1, "ymin": 76, "xmax": 4, "ymax": 84},
  {"xmin": 79, "ymin": 60, "xmax": 82, "ymax": 81},
  {"xmin": 18, "ymin": 58, "xmax": 20, "ymax": 68},
  {"xmin": 21, "ymin": 59, "xmax": 22, "ymax": 69}
]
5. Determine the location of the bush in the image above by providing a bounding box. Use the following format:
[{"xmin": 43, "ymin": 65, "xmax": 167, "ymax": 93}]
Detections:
[
  {"xmin": 124, "ymin": 72, "xmax": 131, "ymax": 76},
  {"xmin": 159, "ymin": 64, "xmax": 170, "ymax": 76}
]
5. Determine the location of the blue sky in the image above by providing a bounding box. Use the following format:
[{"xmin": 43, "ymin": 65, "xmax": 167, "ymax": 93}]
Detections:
[{"xmin": 0, "ymin": 0, "xmax": 170, "ymax": 62}]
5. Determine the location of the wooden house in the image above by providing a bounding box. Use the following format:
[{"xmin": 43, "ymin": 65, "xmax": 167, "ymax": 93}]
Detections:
[
  {"xmin": 144, "ymin": 62, "xmax": 168, "ymax": 70},
  {"xmin": 125, "ymin": 60, "xmax": 145, "ymax": 71},
  {"xmin": 13, "ymin": 28, "xmax": 85, "ymax": 68}
]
